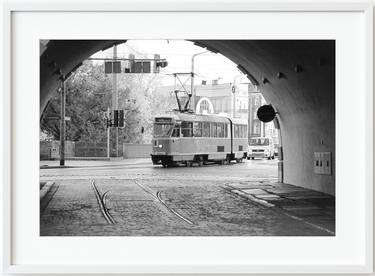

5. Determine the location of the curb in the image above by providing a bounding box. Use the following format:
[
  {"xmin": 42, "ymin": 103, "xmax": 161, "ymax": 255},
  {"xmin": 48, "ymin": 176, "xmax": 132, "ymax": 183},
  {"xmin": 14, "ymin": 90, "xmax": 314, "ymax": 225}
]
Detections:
[
  {"xmin": 40, "ymin": 181, "xmax": 54, "ymax": 200},
  {"xmin": 223, "ymin": 185, "xmax": 335, "ymax": 235}
]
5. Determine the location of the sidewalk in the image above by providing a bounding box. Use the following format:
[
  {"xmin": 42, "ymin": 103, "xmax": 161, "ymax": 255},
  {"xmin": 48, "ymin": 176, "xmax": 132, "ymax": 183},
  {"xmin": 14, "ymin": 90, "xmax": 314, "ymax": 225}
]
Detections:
[
  {"xmin": 40, "ymin": 158, "xmax": 151, "ymax": 169},
  {"xmin": 223, "ymin": 182, "xmax": 335, "ymax": 234}
]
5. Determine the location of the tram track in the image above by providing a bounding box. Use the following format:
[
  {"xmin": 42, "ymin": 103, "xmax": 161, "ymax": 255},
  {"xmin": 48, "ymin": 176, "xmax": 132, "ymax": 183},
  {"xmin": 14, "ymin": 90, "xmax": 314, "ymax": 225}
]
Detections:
[
  {"xmin": 91, "ymin": 180, "xmax": 116, "ymax": 224},
  {"xmin": 134, "ymin": 179, "xmax": 194, "ymax": 225}
]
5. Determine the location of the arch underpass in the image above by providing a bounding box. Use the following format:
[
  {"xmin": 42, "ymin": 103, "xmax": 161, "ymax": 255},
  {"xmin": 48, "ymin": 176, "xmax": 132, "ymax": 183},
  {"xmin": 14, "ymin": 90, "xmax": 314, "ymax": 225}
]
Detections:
[{"xmin": 40, "ymin": 40, "xmax": 335, "ymax": 195}]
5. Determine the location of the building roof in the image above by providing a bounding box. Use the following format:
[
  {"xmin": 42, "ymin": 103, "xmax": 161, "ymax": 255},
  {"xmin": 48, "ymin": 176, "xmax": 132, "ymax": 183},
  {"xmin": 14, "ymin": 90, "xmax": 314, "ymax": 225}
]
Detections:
[{"xmin": 195, "ymin": 83, "xmax": 233, "ymax": 97}]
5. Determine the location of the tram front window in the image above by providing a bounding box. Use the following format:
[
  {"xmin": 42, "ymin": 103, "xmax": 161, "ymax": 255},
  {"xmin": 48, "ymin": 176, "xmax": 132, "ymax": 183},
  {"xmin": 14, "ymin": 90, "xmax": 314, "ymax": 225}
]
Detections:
[{"xmin": 154, "ymin": 123, "xmax": 174, "ymax": 137}]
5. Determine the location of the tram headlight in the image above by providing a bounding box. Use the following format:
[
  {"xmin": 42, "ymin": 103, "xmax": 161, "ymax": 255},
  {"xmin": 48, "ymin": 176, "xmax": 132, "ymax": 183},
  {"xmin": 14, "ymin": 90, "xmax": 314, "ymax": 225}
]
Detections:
[{"xmin": 158, "ymin": 144, "xmax": 163, "ymax": 149}]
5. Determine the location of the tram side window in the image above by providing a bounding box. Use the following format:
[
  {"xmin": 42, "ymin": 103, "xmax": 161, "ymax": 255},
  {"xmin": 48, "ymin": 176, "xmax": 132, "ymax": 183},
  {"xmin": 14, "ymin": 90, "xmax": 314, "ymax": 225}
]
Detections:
[
  {"xmin": 193, "ymin": 122, "xmax": 202, "ymax": 137},
  {"xmin": 239, "ymin": 125, "xmax": 243, "ymax": 138},
  {"xmin": 217, "ymin": 123, "xmax": 224, "ymax": 138},
  {"xmin": 172, "ymin": 125, "xmax": 180, "ymax": 137},
  {"xmin": 238, "ymin": 125, "xmax": 247, "ymax": 138},
  {"xmin": 203, "ymin": 122, "xmax": 210, "ymax": 137},
  {"xmin": 224, "ymin": 123, "xmax": 228, "ymax": 138},
  {"xmin": 211, "ymin": 122, "xmax": 217, "ymax": 137},
  {"xmin": 181, "ymin": 121, "xmax": 193, "ymax": 137},
  {"xmin": 243, "ymin": 125, "xmax": 248, "ymax": 138},
  {"xmin": 234, "ymin": 125, "xmax": 239, "ymax": 138}
]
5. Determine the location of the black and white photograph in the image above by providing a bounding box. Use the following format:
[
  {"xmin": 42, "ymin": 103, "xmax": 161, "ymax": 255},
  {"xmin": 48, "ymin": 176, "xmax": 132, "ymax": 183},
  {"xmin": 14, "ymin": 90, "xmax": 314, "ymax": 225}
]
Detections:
[{"xmin": 39, "ymin": 39, "xmax": 335, "ymax": 236}]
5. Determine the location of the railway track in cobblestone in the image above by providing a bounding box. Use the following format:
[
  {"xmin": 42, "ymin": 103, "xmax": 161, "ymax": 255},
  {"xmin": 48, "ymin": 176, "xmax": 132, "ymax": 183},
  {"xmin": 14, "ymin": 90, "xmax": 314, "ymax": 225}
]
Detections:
[
  {"xmin": 91, "ymin": 180, "xmax": 116, "ymax": 224},
  {"xmin": 134, "ymin": 180, "xmax": 194, "ymax": 225}
]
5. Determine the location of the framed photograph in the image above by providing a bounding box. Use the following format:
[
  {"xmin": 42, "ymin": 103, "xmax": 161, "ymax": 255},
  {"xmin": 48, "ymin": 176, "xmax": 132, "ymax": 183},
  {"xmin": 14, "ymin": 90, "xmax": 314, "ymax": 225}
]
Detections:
[{"xmin": 2, "ymin": 0, "xmax": 373, "ymax": 274}]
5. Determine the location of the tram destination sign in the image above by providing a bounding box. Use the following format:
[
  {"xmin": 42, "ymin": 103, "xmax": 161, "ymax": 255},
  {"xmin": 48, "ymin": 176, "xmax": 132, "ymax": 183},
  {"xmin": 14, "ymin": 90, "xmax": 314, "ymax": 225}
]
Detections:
[{"xmin": 155, "ymin": 118, "xmax": 172, "ymax": 123}]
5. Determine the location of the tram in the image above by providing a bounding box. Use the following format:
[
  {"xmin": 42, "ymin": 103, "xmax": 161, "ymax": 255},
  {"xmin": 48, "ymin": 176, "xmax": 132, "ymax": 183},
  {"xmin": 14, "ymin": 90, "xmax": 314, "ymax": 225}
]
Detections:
[{"xmin": 151, "ymin": 112, "xmax": 247, "ymax": 167}]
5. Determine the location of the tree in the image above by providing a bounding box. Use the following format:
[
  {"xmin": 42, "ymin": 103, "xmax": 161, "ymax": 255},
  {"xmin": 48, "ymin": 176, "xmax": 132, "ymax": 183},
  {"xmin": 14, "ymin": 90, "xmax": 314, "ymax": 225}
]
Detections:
[
  {"xmin": 40, "ymin": 59, "xmax": 174, "ymax": 144},
  {"xmin": 40, "ymin": 61, "xmax": 112, "ymax": 142}
]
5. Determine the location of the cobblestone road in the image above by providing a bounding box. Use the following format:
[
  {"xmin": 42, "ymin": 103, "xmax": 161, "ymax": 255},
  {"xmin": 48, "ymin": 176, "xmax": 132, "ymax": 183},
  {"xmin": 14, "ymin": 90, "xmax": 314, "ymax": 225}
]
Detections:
[{"xmin": 40, "ymin": 159, "xmax": 334, "ymax": 236}]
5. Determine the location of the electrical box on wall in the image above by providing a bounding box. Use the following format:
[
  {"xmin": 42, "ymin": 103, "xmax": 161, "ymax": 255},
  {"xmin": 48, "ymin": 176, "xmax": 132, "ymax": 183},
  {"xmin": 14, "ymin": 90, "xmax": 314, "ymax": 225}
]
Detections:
[{"xmin": 314, "ymin": 152, "xmax": 332, "ymax": 175}]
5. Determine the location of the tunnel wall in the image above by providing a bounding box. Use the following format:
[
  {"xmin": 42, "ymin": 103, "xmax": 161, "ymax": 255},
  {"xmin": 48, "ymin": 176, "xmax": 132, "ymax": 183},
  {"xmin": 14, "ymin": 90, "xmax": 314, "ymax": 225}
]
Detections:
[
  {"xmin": 40, "ymin": 40, "xmax": 335, "ymax": 195},
  {"xmin": 40, "ymin": 40, "xmax": 124, "ymax": 115},
  {"xmin": 196, "ymin": 41, "xmax": 335, "ymax": 195}
]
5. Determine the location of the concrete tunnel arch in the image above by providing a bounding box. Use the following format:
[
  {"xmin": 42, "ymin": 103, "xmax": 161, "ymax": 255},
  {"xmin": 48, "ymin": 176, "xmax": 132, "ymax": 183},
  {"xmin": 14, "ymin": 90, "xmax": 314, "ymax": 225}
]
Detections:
[{"xmin": 40, "ymin": 40, "xmax": 335, "ymax": 195}]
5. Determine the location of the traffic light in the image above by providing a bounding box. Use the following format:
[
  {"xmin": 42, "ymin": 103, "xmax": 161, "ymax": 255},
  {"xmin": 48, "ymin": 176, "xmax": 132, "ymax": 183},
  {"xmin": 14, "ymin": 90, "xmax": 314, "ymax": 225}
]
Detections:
[
  {"xmin": 109, "ymin": 110, "xmax": 124, "ymax": 128},
  {"xmin": 118, "ymin": 110, "xmax": 124, "ymax": 127},
  {"xmin": 153, "ymin": 54, "xmax": 160, "ymax": 73},
  {"xmin": 113, "ymin": 110, "xmax": 119, "ymax": 127},
  {"xmin": 128, "ymin": 54, "xmax": 135, "ymax": 73},
  {"xmin": 156, "ymin": 60, "xmax": 168, "ymax": 68},
  {"xmin": 153, "ymin": 54, "xmax": 168, "ymax": 73}
]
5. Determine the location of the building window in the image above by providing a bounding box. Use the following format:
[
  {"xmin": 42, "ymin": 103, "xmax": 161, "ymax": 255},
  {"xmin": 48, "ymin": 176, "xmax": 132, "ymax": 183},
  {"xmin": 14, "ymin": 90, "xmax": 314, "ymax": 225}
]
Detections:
[{"xmin": 199, "ymin": 100, "xmax": 210, "ymax": 114}]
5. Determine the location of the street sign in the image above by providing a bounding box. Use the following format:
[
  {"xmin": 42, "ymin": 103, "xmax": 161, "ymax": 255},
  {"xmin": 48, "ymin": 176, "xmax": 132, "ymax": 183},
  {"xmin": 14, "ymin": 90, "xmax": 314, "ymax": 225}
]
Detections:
[
  {"xmin": 257, "ymin": 104, "xmax": 276, "ymax": 122},
  {"xmin": 64, "ymin": 116, "xmax": 71, "ymax": 121},
  {"xmin": 100, "ymin": 55, "xmax": 166, "ymax": 74},
  {"xmin": 142, "ymin": 62, "xmax": 151, "ymax": 73},
  {"xmin": 113, "ymin": 61, "xmax": 121, "ymax": 73},
  {"xmin": 104, "ymin": 61, "xmax": 121, "ymax": 73},
  {"xmin": 133, "ymin": 61, "xmax": 151, "ymax": 73},
  {"xmin": 104, "ymin": 61, "xmax": 112, "ymax": 73}
]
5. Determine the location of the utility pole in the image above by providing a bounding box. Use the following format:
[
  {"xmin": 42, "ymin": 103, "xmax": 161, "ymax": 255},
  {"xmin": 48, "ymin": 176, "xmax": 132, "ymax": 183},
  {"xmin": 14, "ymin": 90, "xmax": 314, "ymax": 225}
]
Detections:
[
  {"xmin": 112, "ymin": 45, "xmax": 119, "ymax": 157},
  {"xmin": 248, "ymin": 84, "xmax": 258, "ymax": 143},
  {"xmin": 107, "ymin": 107, "xmax": 110, "ymax": 158},
  {"xmin": 232, "ymin": 86, "xmax": 237, "ymax": 118},
  {"xmin": 59, "ymin": 77, "xmax": 66, "ymax": 166},
  {"xmin": 232, "ymin": 75, "xmax": 242, "ymax": 118}
]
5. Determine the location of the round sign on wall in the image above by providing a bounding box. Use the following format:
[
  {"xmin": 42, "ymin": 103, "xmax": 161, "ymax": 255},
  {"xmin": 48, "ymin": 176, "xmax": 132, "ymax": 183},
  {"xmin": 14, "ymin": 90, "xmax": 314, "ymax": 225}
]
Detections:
[{"xmin": 257, "ymin": 105, "xmax": 276, "ymax": 122}]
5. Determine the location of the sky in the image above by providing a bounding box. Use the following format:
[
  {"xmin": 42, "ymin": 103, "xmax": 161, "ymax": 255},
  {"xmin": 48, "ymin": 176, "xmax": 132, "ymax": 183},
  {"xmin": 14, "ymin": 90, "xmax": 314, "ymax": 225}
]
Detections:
[{"xmin": 92, "ymin": 40, "xmax": 249, "ymax": 86}]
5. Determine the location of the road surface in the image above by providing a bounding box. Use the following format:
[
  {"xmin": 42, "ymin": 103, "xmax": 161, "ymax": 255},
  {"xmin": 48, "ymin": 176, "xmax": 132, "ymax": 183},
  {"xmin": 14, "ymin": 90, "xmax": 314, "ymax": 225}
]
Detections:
[{"xmin": 40, "ymin": 158, "xmax": 333, "ymax": 236}]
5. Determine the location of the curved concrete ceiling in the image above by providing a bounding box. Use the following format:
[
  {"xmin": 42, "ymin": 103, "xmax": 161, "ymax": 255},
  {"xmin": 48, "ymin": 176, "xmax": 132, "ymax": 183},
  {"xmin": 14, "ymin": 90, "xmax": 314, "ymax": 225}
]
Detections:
[
  {"xmin": 40, "ymin": 40, "xmax": 125, "ymax": 114},
  {"xmin": 40, "ymin": 40, "xmax": 335, "ymax": 195}
]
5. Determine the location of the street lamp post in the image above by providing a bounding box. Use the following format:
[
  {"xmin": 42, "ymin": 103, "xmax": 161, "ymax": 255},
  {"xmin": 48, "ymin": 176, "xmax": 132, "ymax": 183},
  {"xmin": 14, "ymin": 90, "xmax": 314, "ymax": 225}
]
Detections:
[
  {"xmin": 59, "ymin": 76, "xmax": 66, "ymax": 166},
  {"xmin": 232, "ymin": 75, "xmax": 243, "ymax": 118},
  {"xmin": 191, "ymin": 51, "xmax": 209, "ymax": 112},
  {"xmin": 112, "ymin": 45, "xmax": 119, "ymax": 157}
]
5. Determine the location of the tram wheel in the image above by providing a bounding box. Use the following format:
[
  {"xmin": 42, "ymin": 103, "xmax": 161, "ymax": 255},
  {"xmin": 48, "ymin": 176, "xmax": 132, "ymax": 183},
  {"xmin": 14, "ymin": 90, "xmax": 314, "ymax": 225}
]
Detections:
[{"xmin": 196, "ymin": 156, "xmax": 204, "ymax": 167}]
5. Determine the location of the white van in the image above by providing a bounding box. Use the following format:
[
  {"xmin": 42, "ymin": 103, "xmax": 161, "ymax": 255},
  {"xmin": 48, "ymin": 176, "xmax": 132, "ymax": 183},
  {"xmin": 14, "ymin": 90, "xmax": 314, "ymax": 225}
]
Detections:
[{"xmin": 247, "ymin": 137, "xmax": 275, "ymax": 160}]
